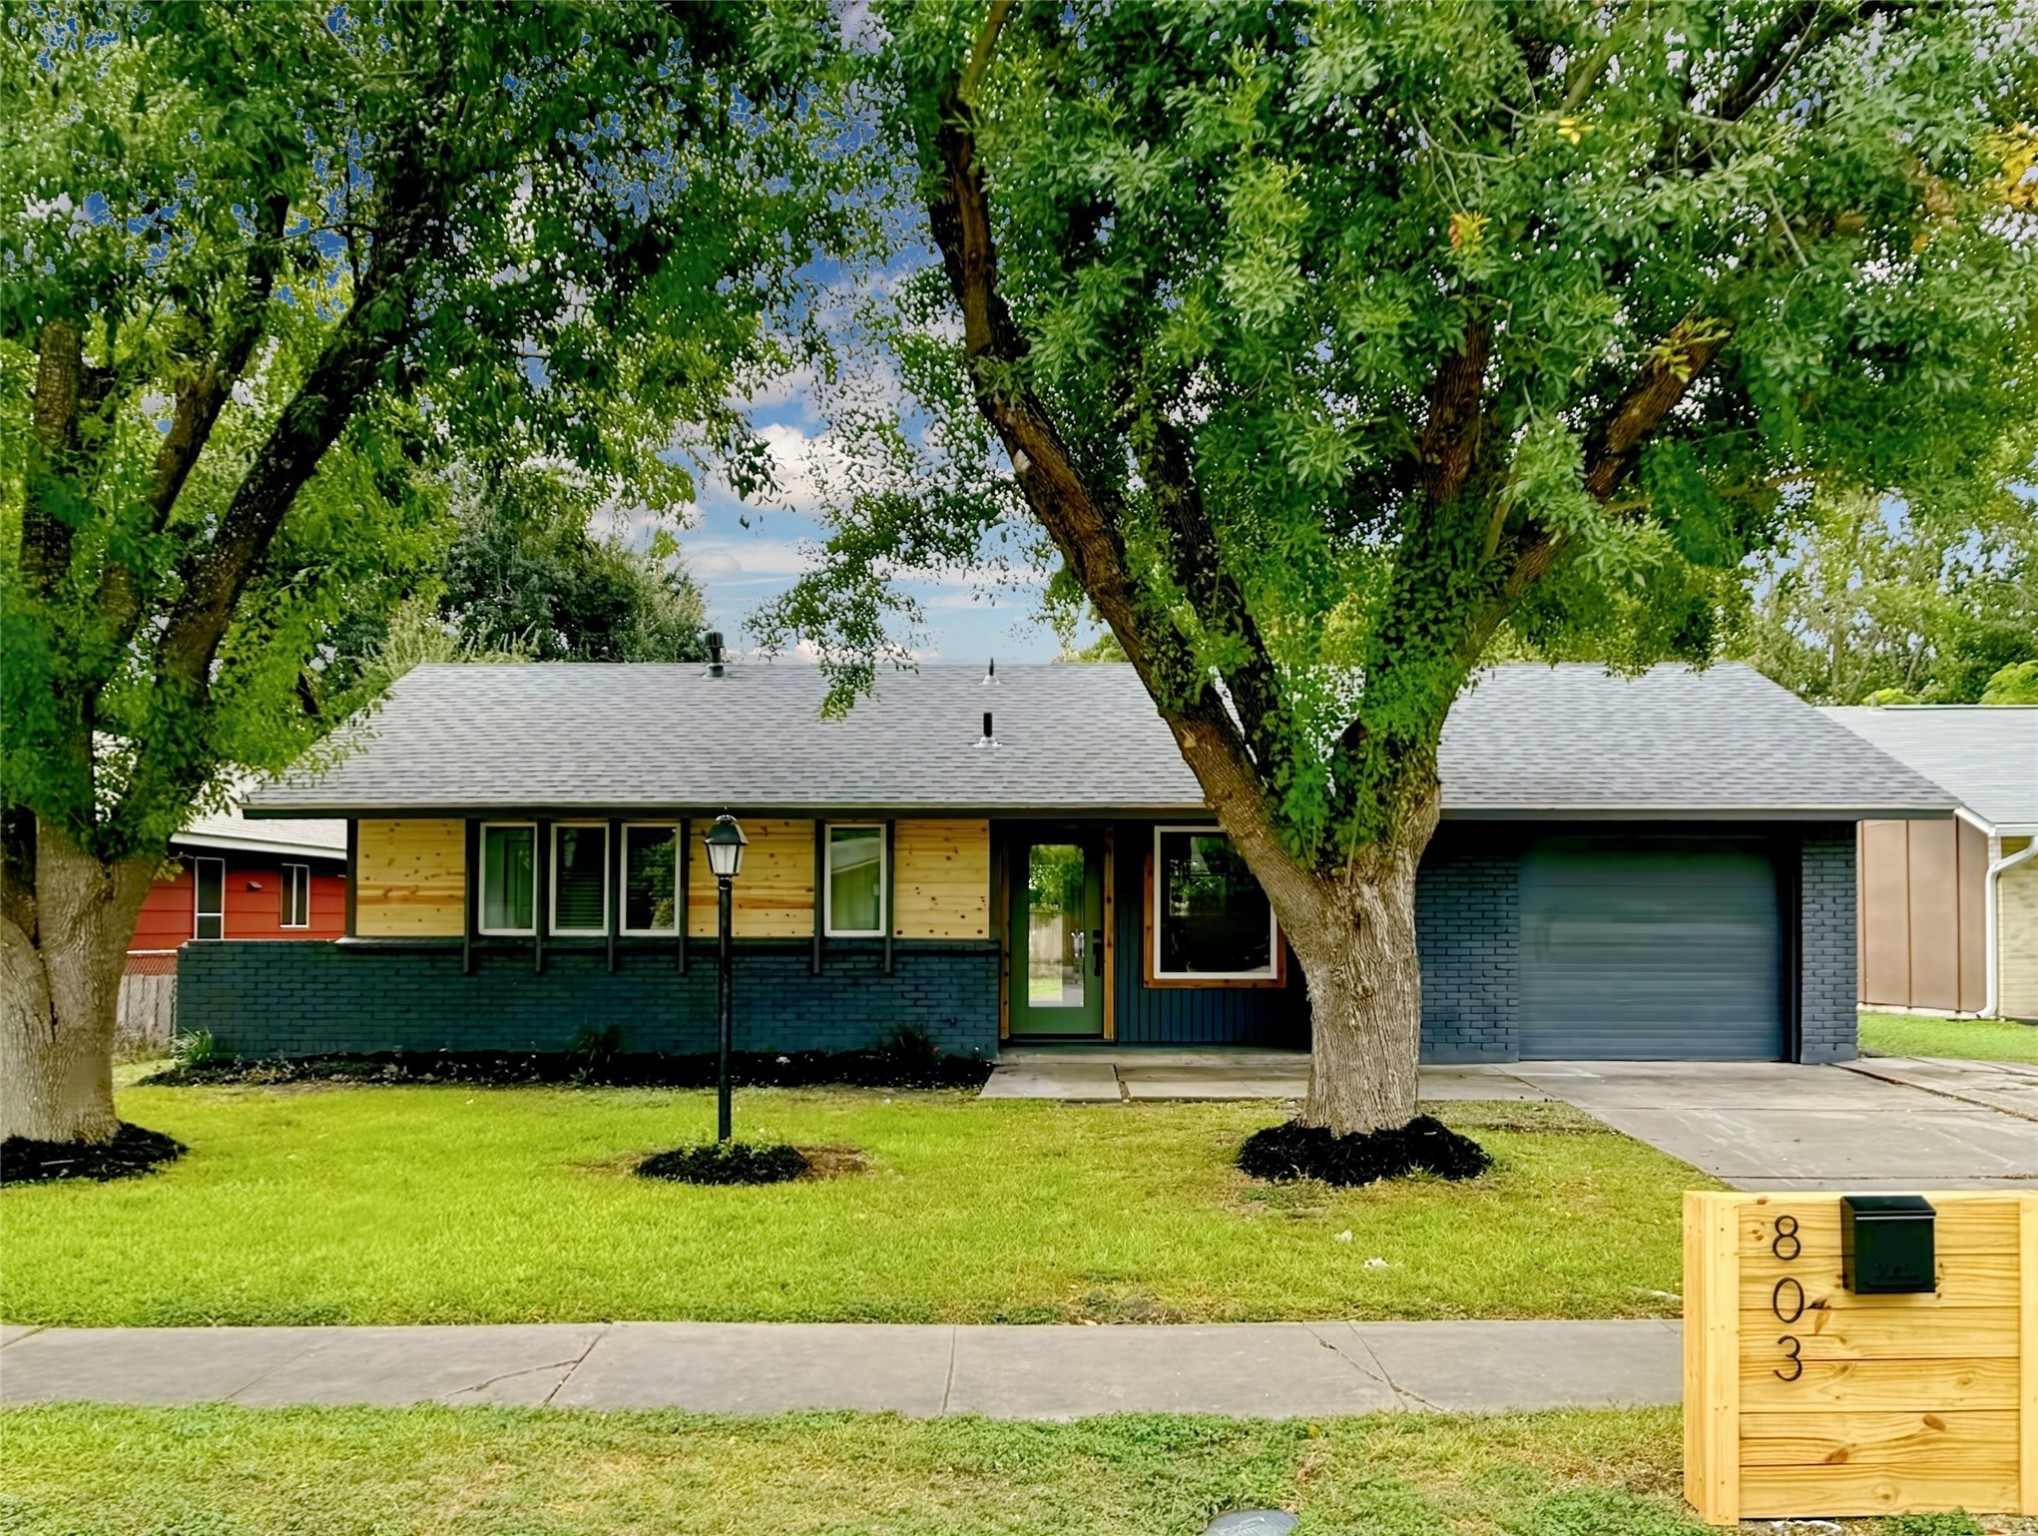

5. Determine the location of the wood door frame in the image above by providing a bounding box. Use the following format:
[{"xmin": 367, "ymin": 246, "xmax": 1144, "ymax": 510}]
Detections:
[{"xmin": 998, "ymin": 822, "xmax": 1115, "ymax": 1042}]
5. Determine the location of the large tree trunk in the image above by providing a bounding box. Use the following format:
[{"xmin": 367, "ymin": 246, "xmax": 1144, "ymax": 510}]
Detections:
[
  {"xmin": 1266, "ymin": 782, "xmax": 1441, "ymax": 1136},
  {"xmin": 1, "ymin": 824, "xmax": 157, "ymax": 1144}
]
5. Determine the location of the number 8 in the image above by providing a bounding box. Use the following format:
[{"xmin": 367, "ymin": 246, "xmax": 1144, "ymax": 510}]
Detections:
[{"xmin": 1772, "ymin": 1214, "xmax": 1800, "ymax": 1261}]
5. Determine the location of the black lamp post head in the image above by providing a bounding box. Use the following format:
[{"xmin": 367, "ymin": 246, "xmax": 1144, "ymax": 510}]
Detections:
[{"xmin": 704, "ymin": 813, "xmax": 747, "ymax": 880}]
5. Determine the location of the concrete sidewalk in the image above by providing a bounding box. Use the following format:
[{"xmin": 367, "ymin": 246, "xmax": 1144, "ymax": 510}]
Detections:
[{"xmin": 0, "ymin": 1319, "xmax": 1681, "ymax": 1418}]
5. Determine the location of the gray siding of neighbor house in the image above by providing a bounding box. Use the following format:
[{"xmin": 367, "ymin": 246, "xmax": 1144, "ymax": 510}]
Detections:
[
  {"xmin": 179, "ymin": 823, "xmax": 1858, "ymax": 1064},
  {"xmin": 177, "ymin": 941, "xmax": 1000, "ymax": 1060}
]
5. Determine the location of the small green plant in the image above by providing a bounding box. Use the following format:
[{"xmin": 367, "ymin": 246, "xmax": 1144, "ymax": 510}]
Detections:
[
  {"xmin": 873, "ymin": 1023, "xmax": 943, "ymax": 1071},
  {"xmin": 1882, "ymin": 1514, "xmax": 1984, "ymax": 1536},
  {"xmin": 170, "ymin": 1031, "xmax": 220, "ymax": 1069},
  {"xmin": 567, "ymin": 1024, "xmax": 627, "ymax": 1074}
]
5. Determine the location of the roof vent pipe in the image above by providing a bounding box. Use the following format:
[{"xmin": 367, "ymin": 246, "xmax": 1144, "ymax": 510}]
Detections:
[
  {"xmin": 706, "ymin": 630, "xmax": 725, "ymax": 678},
  {"xmin": 976, "ymin": 710, "xmax": 999, "ymax": 750},
  {"xmin": 982, "ymin": 657, "xmax": 998, "ymax": 685}
]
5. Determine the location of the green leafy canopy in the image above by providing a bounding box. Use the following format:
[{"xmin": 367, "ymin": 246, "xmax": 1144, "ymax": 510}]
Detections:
[
  {"xmin": 2, "ymin": 0, "xmax": 856, "ymax": 867},
  {"xmin": 763, "ymin": 0, "xmax": 2038, "ymax": 871}
]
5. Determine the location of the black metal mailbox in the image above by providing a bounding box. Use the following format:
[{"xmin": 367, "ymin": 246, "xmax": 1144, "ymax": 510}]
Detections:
[{"xmin": 1840, "ymin": 1194, "xmax": 1936, "ymax": 1294}]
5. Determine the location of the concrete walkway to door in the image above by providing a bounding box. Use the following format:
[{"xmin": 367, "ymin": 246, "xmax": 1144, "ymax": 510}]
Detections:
[{"xmin": 983, "ymin": 1050, "xmax": 2038, "ymax": 1190}]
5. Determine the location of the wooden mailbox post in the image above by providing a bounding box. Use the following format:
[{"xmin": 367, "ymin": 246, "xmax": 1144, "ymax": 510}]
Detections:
[{"xmin": 1683, "ymin": 1190, "xmax": 2038, "ymax": 1524}]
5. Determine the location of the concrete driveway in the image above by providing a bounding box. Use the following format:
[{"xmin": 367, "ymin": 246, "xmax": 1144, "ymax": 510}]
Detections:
[
  {"xmin": 984, "ymin": 1048, "xmax": 2038, "ymax": 1190},
  {"xmin": 1508, "ymin": 1058, "xmax": 2038, "ymax": 1190}
]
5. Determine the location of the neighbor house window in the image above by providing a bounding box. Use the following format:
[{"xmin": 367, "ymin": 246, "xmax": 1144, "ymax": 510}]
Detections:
[
  {"xmin": 550, "ymin": 823, "xmax": 609, "ymax": 936},
  {"xmin": 621, "ymin": 823, "xmax": 681, "ymax": 935},
  {"xmin": 825, "ymin": 823, "xmax": 885, "ymax": 937},
  {"xmin": 479, "ymin": 823, "xmax": 537, "ymax": 935},
  {"xmin": 193, "ymin": 857, "xmax": 225, "ymax": 941},
  {"xmin": 1151, "ymin": 827, "xmax": 1279, "ymax": 981},
  {"xmin": 281, "ymin": 864, "xmax": 311, "ymax": 929}
]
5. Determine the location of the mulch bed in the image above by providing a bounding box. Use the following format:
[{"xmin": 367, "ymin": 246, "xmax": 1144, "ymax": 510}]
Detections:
[
  {"xmin": 637, "ymin": 1141, "xmax": 814, "ymax": 1185},
  {"xmin": 145, "ymin": 1046, "xmax": 994, "ymax": 1092},
  {"xmin": 0, "ymin": 1122, "xmax": 187, "ymax": 1185},
  {"xmin": 1237, "ymin": 1115, "xmax": 1492, "ymax": 1187}
]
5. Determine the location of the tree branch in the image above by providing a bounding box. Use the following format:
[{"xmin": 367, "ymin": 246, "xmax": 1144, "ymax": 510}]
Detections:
[
  {"xmin": 1581, "ymin": 318, "xmax": 1729, "ymax": 502},
  {"xmin": 99, "ymin": 194, "xmax": 292, "ymax": 641},
  {"xmin": 925, "ymin": 24, "xmax": 1310, "ymax": 900}
]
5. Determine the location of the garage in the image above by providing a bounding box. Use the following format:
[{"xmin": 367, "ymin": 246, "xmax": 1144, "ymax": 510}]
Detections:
[{"xmin": 1517, "ymin": 838, "xmax": 1784, "ymax": 1060}]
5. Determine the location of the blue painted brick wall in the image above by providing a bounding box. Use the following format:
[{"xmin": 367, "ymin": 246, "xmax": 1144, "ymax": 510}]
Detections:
[
  {"xmin": 178, "ymin": 826, "xmax": 1857, "ymax": 1064},
  {"xmin": 1416, "ymin": 841, "xmax": 1521, "ymax": 1063},
  {"xmin": 178, "ymin": 940, "xmax": 1000, "ymax": 1060},
  {"xmin": 1798, "ymin": 825, "xmax": 1858, "ymax": 1063}
]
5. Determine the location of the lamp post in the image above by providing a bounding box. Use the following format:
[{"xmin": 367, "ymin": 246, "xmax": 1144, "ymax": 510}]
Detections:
[{"xmin": 702, "ymin": 814, "xmax": 747, "ymax": 1142}]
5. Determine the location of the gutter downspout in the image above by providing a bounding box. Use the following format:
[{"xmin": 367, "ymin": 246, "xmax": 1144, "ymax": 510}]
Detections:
[{"xmin": 1983, "ymin": 833, "xmax": 2038, "ymax": 1020}]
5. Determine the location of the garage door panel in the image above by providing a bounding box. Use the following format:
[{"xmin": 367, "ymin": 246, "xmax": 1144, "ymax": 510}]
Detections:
[{"xmin": 1519, "ymin": 841, "xmax": 1783, "ymax": 1060}]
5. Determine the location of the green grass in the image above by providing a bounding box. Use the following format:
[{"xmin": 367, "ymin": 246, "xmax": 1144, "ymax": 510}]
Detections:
[
  {"xmin": 1859, "ymin": 1009, "xmax": 2038, "ymax": 1063},
  {"xmin": 0, "ymin": 1404, "xmax": 1993, "ymax": 1536},
  {"xmin": 0, "ymin": 1086, "xmax": 1705, "ymax": 1327},
  {"xmin": 0, "ymin": 1405, "xmax": 1682, "ymax": 1536}
]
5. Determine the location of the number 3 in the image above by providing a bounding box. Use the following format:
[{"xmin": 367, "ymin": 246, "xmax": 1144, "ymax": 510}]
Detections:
[{"xmin": 1774, "ymin": 1335, "xmax": 1803, "ymax": 1381}]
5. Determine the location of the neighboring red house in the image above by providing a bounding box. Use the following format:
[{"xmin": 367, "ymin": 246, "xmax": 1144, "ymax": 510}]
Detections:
[
  {"xmin": 121, "ymin": 794, "xmax": 348, "ymax": 1049},
  {"xmin": 129, "ymin": 806, "xmax": 349, "ymax": 963}
]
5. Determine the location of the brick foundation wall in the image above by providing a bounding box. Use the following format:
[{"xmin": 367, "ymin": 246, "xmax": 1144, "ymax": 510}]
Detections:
[
  {"xmin": 1798, "ymin": 825, "xmax": 1859, "ymax": 1063},
  {"xmin": 177, "ymin": 940, "xmax": 1000, "ymax": 1060},
  {"xmin": 1416, "ymin": 843, "xmax": 1521, "ymax": 1062}
]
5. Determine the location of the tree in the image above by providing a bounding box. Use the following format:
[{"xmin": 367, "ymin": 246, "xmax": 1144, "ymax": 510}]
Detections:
[
  {"xmin": 1982, "ymin": 660, "xmax": 2038, "ymax": 704},
  {"xmin": 1, "ymin": 1, "xmax": 841, "ymax": 1144},
  {"xmin": 440, "ymin": 465, "xmax": 710, "ymax": 663},
  {"xmin": 765, "ymin": 1, "xmax": 2038, "ymax": 1134},
  {"xmin": 1732, "ymin": 483, "xmax": 2038, "ymax": 705},
  {"xmin": 324, "ymin": 462, "xmax": 712, "ymax": 690}
]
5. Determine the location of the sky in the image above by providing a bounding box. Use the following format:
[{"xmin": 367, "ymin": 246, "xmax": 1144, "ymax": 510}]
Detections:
[{"xmin": 682, "ymin": 394, "xmax": 1062, "ymax": 668}]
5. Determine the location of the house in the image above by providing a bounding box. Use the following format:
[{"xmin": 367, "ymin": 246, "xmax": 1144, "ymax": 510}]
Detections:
[
  {"xmin": 181, "ymin": 660, "xmax": 1954, "ymax": 1064},
  {"xmin": 120, "ymin": 792, "xmax": 348, "ymax": 1050},
  {"xmin": 1822, "ymin": 705, "xmax": 2038, "ymax": 1021}
]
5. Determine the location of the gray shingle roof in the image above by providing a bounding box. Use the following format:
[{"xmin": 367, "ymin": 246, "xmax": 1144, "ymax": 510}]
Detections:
[
  {"xmin": 244, "ymin": 661, "xmax": 1954, "ymax": 821},
  {"xmin": 1821, "ymin": 706, "xmax": 2038, "ymax": 831}
]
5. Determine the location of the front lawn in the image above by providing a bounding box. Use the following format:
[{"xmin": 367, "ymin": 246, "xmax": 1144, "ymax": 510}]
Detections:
[
  {"xmin": 0, "ymin": 1086, "xmax": 1702, "ymax": 1326},
  {"xmin": 0, "ymin": 1405, "xmax": 1681, "ymax": 1536},
  {"xmin": 0, "ymin": 1404, "xmax": 2000, "ymax": 1536},
  {"xmin": 1860, "ymin": 1009, "xmax": 2038, "ymax": 1063}
]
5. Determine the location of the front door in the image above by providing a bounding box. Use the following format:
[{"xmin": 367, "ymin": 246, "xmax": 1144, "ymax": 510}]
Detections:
[{"xmin": 1008, "ymin": 835, "xmax": 1105, "ymax": 1037}]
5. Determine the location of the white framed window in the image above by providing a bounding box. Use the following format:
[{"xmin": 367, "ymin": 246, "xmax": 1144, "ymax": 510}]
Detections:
[
  {"xmin": 193, "ymin": 856, "xmax": 225, "ymax": 941},
  {"xmin": 824, "ymin": 823, "xmax": 886, "ymax": 937},
  {"xmin": 550, "ymin": 822, "xmax": 610, "ymax": 936},
  {"xmin": 478, "ymin": 822, "xmax": 537, "ymax": 935},
  {"xmin": 1150, "ymin": 825, "xmax": 1280, "ymax": 981},
  {"xmin": 281, "ymin": 863, "xmax": 311, "ymax": 929},
  {"xmin": 620, "ymin": 823, "xmax": 682, "ymax": 935}
]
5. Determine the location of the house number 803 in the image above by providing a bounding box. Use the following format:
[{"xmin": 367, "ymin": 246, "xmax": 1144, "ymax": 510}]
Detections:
[{"xmin": 1770, "ymin": 1214, "xmax": 1803, "ymax": 1380}]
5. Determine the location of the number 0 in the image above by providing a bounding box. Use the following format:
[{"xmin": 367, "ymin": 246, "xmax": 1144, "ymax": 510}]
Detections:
[{"xmin": 1772, "ymin": 1276, "xmax": 1804, "ymax": 1323}]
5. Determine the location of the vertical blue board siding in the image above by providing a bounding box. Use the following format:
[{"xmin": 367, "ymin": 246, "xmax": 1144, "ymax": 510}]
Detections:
[{"xmin": 1109, "ymin": 820, "xmax": 1311, "ymax": 1047}]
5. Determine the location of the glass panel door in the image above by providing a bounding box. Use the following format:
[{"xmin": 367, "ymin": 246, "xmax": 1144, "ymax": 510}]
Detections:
[{"xmin": 1008, "ymin": 835, "xmax": 1105, "ymax": 1037}]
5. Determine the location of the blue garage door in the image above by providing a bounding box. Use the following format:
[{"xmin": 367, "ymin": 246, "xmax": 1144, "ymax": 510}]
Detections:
[{"xmin": 1518, "ymin": 839, "xmax": 1783, "ymax": 1060}]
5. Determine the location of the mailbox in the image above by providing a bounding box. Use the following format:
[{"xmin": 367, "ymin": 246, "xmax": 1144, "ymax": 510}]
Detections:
[{"xmin": 1840, "ymin": 1193, "xmax": 1936, "ymax": 1293}]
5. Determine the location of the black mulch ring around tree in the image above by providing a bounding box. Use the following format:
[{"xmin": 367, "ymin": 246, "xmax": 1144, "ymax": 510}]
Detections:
[
  {"xmin": 146, "ymin": 1046, "xmax": 993, "ymax": 1092},
  {"xmin": 637, "ymin": 1141, "xmax": 817, "ymax": 1186},
  {"xmin": 1237, "ymin": 1115, "xmax": 1492, "ymax": 1188},
  {"xmin": 0, "ymin": 1122, "xmax": 187, "ymax": 1186}
]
